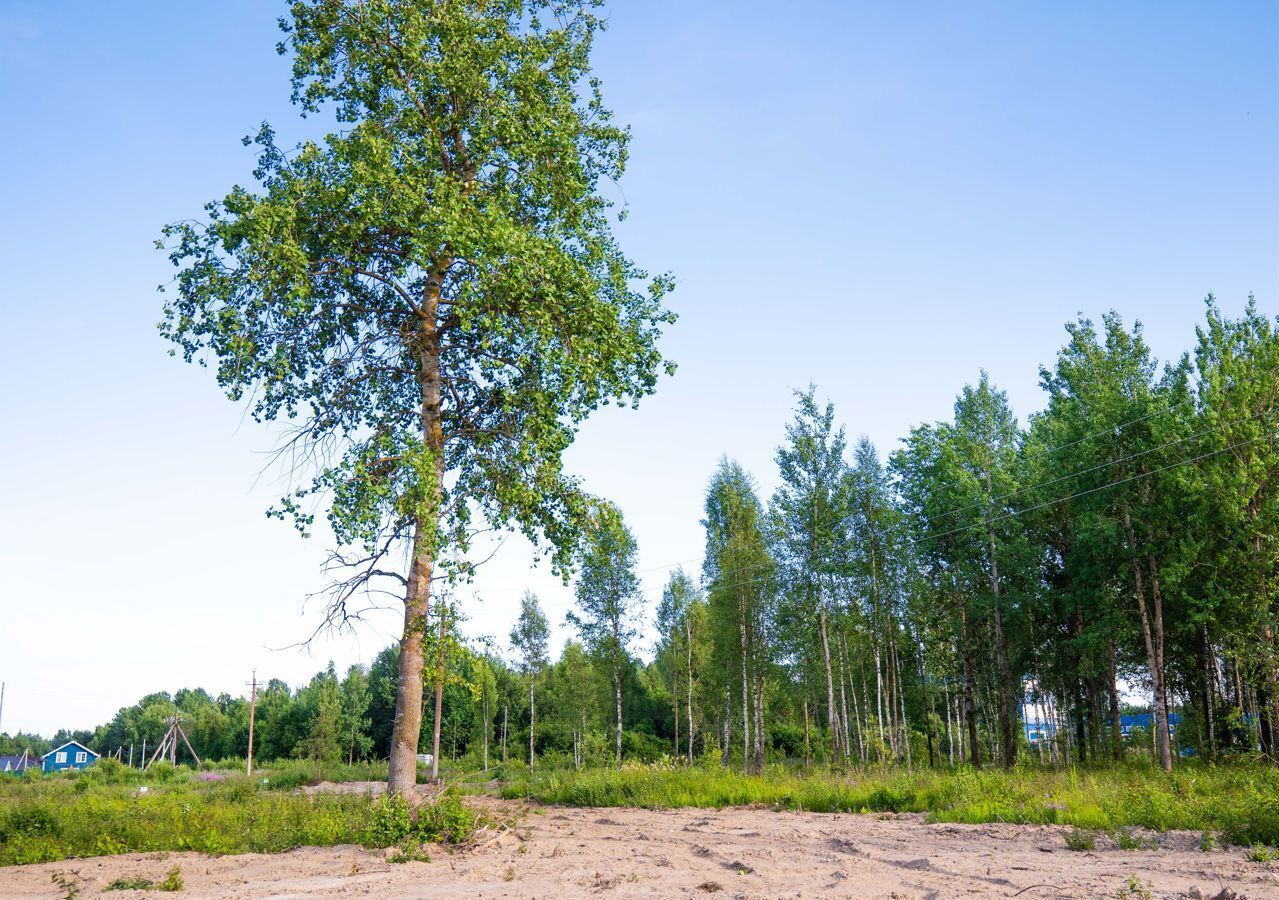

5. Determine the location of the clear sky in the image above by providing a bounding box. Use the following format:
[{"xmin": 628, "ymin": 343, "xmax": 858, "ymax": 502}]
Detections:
[{"xmin": 0, "ymin": 2, "xmax": 1275, "ymax": 737}]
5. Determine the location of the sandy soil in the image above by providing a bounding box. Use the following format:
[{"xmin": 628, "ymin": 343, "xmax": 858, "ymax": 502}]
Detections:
[{"xmin": 3, "ymin": 799, "xmax": 1277, "ymax": 899}]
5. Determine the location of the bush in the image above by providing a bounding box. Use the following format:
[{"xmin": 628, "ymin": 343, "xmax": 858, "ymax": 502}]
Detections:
[
  {"xmin": 363, "ymin": 795, "xmax": 413, "ymax": 847},
  {"xmin": 769, "ymin": 724, "xmax": 805, "ymax": 759}
]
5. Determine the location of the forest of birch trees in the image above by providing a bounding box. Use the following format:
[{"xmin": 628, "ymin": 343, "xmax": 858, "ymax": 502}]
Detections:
[{"xmin": 646, "ymin": 297, "xmax": 1278, "ymax": 772}]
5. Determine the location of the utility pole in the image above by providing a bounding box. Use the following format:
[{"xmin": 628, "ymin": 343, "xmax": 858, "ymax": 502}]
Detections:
[
  {"xmin": 0, "ymin": 681, "xmax": 6, "ymax": 735},
  {"xmin": 246, "ymin": 670, "xmax": 258, "ymax": 776}
]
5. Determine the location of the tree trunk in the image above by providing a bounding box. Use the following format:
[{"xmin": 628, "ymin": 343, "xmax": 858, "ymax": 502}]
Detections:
[
  {"xmin": 614, "ymin": 664, "xmax": 623, "ymax": 769},
  {"xmin": 874, "ymin": 640, "xmax": 886, "ymax": 749},
  {"xmin": 529, "ymin": 676, "xmax": 536, "ymax": 770},
  {"xmin": 1108, "ymin": 641, "xmax": 1123, "ymax": 762},
  {"xmin": 1121, "ymin": 498, "xmax": 1172, "ymax": 771},
  {"xmin": 1200, "ymin": 624, "xmax": 1216, "ymax": 760},
  {"xmin": 803, "ymin": 697, "xmax": 811, "ymax": 767},
  {"xmin": 387, "ymin": 542, "xmax": 433, "ymax": 794},
  {"xmin": 917, "ymin": 639, "xmax": 935, "ymax": 768},
  {"xmin": 686, "ymin": 618, "xmax": 695, "ymax": 766},
  {"xmin": 673, "ymin": 676, "xmax": 680, "ymax": 761},
  {"xmin": 818, "ymin": 600, "xmax": 838, "ymax": 762},
  {"xmin": 721, "ymin": 689, "xmax": 731, "ymax": 768},
  {"xmin": 895, "ymin": 641, "xmax": 911, "ymax": 769},
  {"xmin": 986, "ymin": 511, "xmax": 1016, "ymax": 770},
  {"xmin": 959, "ymin": 595, "xmax": 980, "ymax": 768},
  {"xmin": 740, "ymin": 648, "xmax": 750, "ymax": 773},
  {"xmin": 387, "ymin": 290, "xmax": 445, "ymax": 796}
]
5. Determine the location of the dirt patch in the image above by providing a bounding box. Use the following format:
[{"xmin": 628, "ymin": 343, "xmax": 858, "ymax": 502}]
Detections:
[{"xmin": 2, "ymin": 802, "xmax": 1276, "ymax": 898}]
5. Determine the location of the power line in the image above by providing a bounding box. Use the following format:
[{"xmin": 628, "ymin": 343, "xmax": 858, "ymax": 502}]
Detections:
[
  {"xmin": 915, "ymin": 408, "xmax": 1273, "ymax": 529},
  {"xmin": 916, "ymin": 429, "xmax": 1277, "ymax": 546},
  {"xmin": 1016, "ymin": 364, "xmax": 1271, "ymax": 468},
  {"xmin": 561, "ymin": 386, "xmax": 1276, "ymax": 600},
  {"xmin": 638, "ymin": 420, "xmax": 1272, "ymax": 600},
  {"xmin": 659, "ymin": 429, "xmax": 1277, "ymax": 603}
]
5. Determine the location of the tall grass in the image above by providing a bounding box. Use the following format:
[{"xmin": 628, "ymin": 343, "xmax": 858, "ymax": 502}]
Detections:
[{"xmin": 500, "ymin": 759, "xmax": 1279, "ymax": 846}]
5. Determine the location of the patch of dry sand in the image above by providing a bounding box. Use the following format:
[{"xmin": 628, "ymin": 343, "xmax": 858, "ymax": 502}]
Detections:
[{"xmin": 2, "ymin": 801, "xmax": 1276, "ymax": 899}]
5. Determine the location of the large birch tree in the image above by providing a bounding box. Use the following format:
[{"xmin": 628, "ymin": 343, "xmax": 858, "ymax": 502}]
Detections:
[{"xmin": 158, "ymin": 0, "xmax": 673, "ymax": 794}]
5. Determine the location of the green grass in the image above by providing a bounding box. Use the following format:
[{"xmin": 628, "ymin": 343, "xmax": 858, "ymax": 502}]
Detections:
[
  {"xmin": 0, "ymin": 761, "xmax": 485, "ymax": 866},
  {"xmin": 498, "ymin": 759, "xmax": 1279, "ymax": 846}
]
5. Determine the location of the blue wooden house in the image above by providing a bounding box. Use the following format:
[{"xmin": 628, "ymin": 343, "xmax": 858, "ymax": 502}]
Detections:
[
  {"xmin": 0, "ymin": 751, "xmax": 37, "ymax": 774},
  {"xmin": 1119, "ymin": 712, "xmax": 1181, "ymax": 738},
  {"xmin": 41, "ymin": 740, "xmax": 98, "ymax": 772}
]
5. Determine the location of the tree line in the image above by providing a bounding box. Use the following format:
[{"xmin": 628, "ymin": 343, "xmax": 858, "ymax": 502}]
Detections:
[
  {"xmin": 9, "ymin": 298, "xmax": 1274, "ymax": 775},
  {"xmin": 649, "ymin": 298, "xmax": 1277, "ymax": 774}
]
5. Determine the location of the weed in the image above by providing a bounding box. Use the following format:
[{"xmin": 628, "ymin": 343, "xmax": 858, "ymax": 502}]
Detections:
[
  {"xmin": 1112, "ymin": 827, "xmax": 1155, "ymax": 851},
  {"xmin": 104, "ymin": 866, "xmax": 183, "ymax": 892},
  {"xmin": 105, "ymin": 876, "xmax": 154, "ymax": 891},
  {"xmin": 1065, "ymin": 828, "xmax": 1097, "ymax": 851},
  {"xmin": 388, "ymin": 843, "xmax": 432, "ymax": 864},
  {"xmin": 1200, "ymin": 831, "xmax": 1218, "ymax": 851},
  {"xmin": 50, "ymin": 872, "xmax": 80, "ymax": 899},
  {"xmin": 1246, "ymin": 845, "xmax": 1279, "ymax": 863},
  {"xmin": 1117, "ymin": 874, "xmax": 1152, "ymax": 899}
]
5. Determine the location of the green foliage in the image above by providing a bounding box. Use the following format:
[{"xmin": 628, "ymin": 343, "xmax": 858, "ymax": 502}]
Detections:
[
  {"xmin": 159, "ymin": 0, "xmax": 674, "ymax": 583},
  {"xmin": 1246, "ymin": 844, "xmax": 1279, "ymax": 863},
  {"xmin": 0, "ymin": 765, "xmax": 481, "ymax": 866},
  {"xmin": 1064, "ymin": 828, "xmax": 1097, "ymax": 851},
  {"xmin": 361, "ymin": 792, "xmax": 484, "ymax": 849},
  {"xmin": 569, "ymin": 500, "xmax": 644, "ymax": 766},
  {"xmin": 498, "ymin": 760, "xmax": 1279, "ymax": 846},
  {"xmin": 104, "ymin": 866, "xmax": 184, "ymax": 892},
  {"xmin": 1118, "ymin": 874, "xmax": 1153, "ymax": 900},
  {"xmin": 50, "ymin": 872, "xmax": 80, "ymax": 899},
  {"xmin": 388, "ymin": 844, "xmax": 432, "ymax": 864}
]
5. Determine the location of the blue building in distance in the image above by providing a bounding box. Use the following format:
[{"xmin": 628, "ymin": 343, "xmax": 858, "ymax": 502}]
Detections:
[{"xmin": 41, "ymin": 740, "xmax": 99, "ymax": 772}]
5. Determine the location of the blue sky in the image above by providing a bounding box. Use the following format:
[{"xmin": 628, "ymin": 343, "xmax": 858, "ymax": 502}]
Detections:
[{"xmin": 0, "ymin": 2, "xmax": 1275, "ymax": 736}]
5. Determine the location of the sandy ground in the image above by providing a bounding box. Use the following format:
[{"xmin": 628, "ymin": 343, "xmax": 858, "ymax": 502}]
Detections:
[{"xmin": 2, "ymin": 798, "xmax": 1277, "ymax": 899}]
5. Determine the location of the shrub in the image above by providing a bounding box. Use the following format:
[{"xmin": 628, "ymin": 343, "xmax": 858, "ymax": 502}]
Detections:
[
  {"xmin": 1064, "ymin": 828, "xmax": 1097, "ymax": 851},
  {"xmin": 415, "ymin": 794, "xmax": 482, "ymax": 844},
  {"xmin": 3, "ymin": 804, "xmax": 62, "ymax": 839},
  {"xmin": 362, "ymin": 795, "xmax": 412, "ymax": 848}
]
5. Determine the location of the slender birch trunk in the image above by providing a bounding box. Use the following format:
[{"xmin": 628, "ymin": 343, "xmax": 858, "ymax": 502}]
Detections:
[{"xmin": 387, "ymin": 286, "xmax": 446, "ymax": 796}]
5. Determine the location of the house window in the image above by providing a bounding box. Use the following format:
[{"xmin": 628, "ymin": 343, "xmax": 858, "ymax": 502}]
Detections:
[
  {"xmin": 55, "ymin": 752, "xmax": 67, "ymax": 764},
  {"xmin": 75, "ymin": 752, "xmax": 87, "ymax": 764}
]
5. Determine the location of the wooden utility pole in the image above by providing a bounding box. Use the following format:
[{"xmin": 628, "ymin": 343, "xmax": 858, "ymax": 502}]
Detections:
[
  {"xmin": 246, "ymin": 671, "xmax": 259, "ymax": 776},
  {"xmin": 145, "ymin": 711, "xmax": 203, "ymax": 771},
  {"xmin": 0, "ymin": 681, "xmax": 5, "ymax": 734}
]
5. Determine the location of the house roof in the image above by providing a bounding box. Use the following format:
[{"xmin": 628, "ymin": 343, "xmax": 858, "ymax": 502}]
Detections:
[
  {"xmin": 41, "ymin": 740, "xmax": 99, "ymax": 760},
  {"xmin": 0, "ymin": 753, "xmax": 36, "ymax": 770}
]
